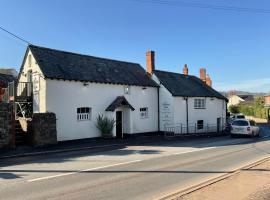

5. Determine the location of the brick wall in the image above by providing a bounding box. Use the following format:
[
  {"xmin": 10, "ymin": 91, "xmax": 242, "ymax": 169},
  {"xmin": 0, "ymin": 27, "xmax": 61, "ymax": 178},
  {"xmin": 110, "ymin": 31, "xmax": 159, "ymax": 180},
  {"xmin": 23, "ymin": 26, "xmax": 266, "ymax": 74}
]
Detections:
[
  {"xmin": 0, "ymin": 103, "xmax": 15, "ymax": 148},
  {"xmin": 265, "ymin": 96, "xmax": 270, "ymax": 106}
]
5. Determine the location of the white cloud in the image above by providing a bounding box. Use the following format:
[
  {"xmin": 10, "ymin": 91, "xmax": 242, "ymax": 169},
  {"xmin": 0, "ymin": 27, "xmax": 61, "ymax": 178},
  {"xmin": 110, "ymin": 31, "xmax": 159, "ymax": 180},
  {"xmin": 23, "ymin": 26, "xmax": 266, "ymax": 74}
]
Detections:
[{"xmin": 214, "ymin": 78, "xmax": 270, "ymax": 93}]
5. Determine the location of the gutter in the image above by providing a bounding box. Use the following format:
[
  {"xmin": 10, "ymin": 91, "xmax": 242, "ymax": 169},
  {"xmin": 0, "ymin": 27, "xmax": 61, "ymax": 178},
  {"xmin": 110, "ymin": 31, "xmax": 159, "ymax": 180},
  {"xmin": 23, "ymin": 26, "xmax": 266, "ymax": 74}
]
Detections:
[
  {"xmin": 184, "ymin": 97, "xmax": 189, "ymax": 134},
  {"xmin": 157, "ymin": 87, "xmax": 160, "ymax": 132}
]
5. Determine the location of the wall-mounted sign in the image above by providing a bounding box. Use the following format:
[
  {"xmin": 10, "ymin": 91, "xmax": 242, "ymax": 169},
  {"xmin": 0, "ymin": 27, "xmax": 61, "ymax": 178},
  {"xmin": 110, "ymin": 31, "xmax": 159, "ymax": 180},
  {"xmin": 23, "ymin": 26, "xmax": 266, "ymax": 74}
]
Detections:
[{"xmin": 33, "ymin": 74, "xmax": 40, "ymax": 92}]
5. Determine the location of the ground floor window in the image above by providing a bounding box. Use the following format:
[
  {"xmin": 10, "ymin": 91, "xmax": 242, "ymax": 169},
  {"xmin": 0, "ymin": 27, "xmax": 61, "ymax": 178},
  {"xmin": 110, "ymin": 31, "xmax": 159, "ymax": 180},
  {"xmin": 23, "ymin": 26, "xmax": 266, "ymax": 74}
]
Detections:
[
  {"xmin": 140, "ymin": 107, "xmax": 148, "ymax": 119},
  {"xmin": 77, "ymin": 107, "xmax": 91, "ymax": 121},
  {"xmin": 197, "ymin": 120, "xmax": 204, "ymax": 130}
]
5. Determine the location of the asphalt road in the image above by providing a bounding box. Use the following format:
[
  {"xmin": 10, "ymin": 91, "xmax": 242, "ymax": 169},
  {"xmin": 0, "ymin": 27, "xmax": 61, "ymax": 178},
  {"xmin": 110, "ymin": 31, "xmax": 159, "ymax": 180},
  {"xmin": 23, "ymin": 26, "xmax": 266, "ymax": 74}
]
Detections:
[{"xmin": 1, "ymin": 125, "xmax": 270, "ymax": 200}]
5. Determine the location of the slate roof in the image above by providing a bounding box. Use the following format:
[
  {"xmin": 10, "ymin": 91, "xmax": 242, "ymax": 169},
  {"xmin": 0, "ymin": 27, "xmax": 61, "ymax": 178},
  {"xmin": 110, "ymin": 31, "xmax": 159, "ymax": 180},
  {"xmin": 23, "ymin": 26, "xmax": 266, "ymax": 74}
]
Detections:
[
  {"xmin": 154, "ymin": 70, "xmax": 227, "ymax": 100},
  {"xmin": 0, "ymin": 73, "xmax": 16, "ymax": 86},
  {"xmin": 27, "ymin": 45, "xmax": 158, "ymax": 87},
  {"xmin": 238, "ymin": 95, "xmax": 254, "ymax": 102},
  {"xmin": 105, "ymin": 96, "xmax": 135, "ymax": 111}
]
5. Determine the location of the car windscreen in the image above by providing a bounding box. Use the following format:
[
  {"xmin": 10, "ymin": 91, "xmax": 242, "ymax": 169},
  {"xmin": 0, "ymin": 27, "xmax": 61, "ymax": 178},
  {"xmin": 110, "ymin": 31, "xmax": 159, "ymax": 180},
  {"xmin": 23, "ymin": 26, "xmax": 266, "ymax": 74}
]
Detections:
[
  {"xmin": 232, "ymin": 120, "xmax": 249, "ymax": 126},
  {"xmin": 236, "ymin": 115, "xmax": 245, "ymax": 119}
]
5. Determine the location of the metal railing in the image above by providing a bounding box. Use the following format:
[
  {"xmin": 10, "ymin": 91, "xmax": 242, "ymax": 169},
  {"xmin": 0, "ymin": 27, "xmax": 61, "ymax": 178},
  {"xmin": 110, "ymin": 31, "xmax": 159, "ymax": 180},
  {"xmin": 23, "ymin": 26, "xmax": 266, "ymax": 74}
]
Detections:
[
  {"xmin": 164, "ymin": 123, "xmax": 226, "ymax": 137},
  {"xmin": 6, "ymin": 82, "xmax": 33, "ymax": 100},
  {"xmin": 16, "ymin": 82, "xmax": 33, "ymax": 97}
]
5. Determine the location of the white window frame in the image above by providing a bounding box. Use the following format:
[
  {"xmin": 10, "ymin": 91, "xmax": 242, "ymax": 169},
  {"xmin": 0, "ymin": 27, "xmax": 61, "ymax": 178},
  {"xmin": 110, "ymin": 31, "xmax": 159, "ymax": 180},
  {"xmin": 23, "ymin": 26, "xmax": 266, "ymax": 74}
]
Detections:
[
  {"xmin": 194, "ymin": 98, "xmax": 206, "ymax": 109},
  {"xmin": 77, "ymin": 107, "xmax": 91, "ymax": 121},
  {"xmin": 140, "ymin": 107, "xmax": 149, "ymax": 119},
  {"xmin": 124, "ymin": 86, "xmax": 130, "ymax": 94}
]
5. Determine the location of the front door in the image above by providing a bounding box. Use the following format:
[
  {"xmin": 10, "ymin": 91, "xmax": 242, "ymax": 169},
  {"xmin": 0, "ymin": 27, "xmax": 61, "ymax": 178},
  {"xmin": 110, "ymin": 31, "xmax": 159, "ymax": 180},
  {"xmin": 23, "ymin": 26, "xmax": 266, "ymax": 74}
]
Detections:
[
  {"xmin": 217, "ymin": 118, "xmax": 221, "ymax": 133},
  {"xmin": 116, "ymin": 111, "xmax": 123, "ymax": 138}
]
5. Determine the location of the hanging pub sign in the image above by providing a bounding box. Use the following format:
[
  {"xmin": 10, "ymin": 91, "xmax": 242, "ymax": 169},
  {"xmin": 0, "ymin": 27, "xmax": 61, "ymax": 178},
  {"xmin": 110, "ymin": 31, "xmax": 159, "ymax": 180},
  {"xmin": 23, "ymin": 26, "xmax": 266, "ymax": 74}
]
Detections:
[{"xmin": 33, "ymin": 74, "xmax": 40, "ymax": 92}]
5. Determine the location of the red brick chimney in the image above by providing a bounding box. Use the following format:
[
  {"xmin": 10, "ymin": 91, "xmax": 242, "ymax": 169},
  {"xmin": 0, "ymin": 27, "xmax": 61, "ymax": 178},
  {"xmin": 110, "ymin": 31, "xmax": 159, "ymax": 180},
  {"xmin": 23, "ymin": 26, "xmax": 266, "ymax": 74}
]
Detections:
[
  {"xmin": 146, "ymin": 51, "xmax": 155, "ymax": 74},
  {"xmin": 183, "ymin": 64, "xmax": 188, "ymax": 75},
  {"xmin": 200, "ymin": 68, "xmax": 206, "ymax": 82},
  {"xmin": 206, "ymin": 74, "xmax": 212, "ymax": 87}
]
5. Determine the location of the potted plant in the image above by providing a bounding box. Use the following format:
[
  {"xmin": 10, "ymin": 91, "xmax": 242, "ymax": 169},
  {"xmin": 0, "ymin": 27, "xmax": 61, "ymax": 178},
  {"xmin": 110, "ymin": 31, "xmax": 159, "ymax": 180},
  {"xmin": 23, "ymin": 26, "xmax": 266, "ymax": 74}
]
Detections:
[{"xmin": 96, "ymin": 114, "xmax": 116, "ymax": 138}]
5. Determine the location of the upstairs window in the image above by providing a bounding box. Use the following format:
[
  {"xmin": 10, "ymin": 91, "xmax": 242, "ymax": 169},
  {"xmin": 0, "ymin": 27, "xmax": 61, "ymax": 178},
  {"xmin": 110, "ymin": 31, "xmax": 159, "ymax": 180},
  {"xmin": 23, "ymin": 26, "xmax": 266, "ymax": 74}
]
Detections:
[
  {"xmin": 194, "ymin": 99, "xmax": 206, "ymax": 109},
  {"xmin": 124, "ymin": 86, "xmax": 130, "ymax": 94},
  {"xmin": 77, "ymin": 107, "xmax": 91, "ymax": 121},
  {"xmin": 140, "ymin": 107, "xmax": 148, "ymax": 119}
]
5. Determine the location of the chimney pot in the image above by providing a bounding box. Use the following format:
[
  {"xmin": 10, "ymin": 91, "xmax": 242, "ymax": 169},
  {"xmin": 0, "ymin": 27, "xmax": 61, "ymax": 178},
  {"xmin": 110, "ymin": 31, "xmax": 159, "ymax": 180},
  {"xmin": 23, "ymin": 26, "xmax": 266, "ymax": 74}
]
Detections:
[
  {"xmin": 200, "ymin": 68, "xmax": 206, "ymax": 82},
  {"xmin": 146, "ymin": 50, "xmax": 155, "ymax": 74},
  {"xmin": 206, "ymin": 74, "xmax": 212, "ymax": 87},
  {"xmin": 183, "ymin": 64, "xmax": 188, "ymax": 75}
]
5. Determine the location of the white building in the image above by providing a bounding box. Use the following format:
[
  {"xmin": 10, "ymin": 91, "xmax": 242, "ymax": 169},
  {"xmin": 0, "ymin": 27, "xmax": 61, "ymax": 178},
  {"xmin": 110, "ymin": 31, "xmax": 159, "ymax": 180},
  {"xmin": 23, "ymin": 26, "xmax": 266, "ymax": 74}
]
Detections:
[
  {"xmin": 17, "ymin": 45, "xmax": 227, "ymax": 141},
  {"xmin": 146, "ymin": 51, "xmax": 227, "ymax": 133},
  {"xmin": 227, "ymin": 94, "xmax": 254, "ymax": 107},
  {"xmin": 18, "ymin": 45, "xmax": 159, "ymax": 141}
]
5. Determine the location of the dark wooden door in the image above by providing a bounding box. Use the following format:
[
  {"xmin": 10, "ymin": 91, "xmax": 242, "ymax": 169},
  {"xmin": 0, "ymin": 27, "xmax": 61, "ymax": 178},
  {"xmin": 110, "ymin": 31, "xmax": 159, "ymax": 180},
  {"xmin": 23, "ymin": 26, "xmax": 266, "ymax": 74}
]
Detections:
[{"xmin": 116, "ymin": 111, "xmax": 123, "ymax": 138}]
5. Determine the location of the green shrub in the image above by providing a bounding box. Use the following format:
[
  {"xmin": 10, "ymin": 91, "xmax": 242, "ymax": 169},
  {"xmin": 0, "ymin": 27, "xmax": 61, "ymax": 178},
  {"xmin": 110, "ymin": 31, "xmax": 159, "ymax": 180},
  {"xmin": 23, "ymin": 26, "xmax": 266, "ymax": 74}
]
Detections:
[
  {"xmin": 228, "ymin": 105, "xmax": 240, "ymax": 114},
  {"xmin": 96, "ymin": 114, "xmax": 116, "ymax": 137}
]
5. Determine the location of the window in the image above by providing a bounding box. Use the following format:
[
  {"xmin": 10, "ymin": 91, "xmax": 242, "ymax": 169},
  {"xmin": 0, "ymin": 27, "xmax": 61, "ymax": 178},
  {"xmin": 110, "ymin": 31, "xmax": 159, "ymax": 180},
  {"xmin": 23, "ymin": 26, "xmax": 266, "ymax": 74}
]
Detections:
[
  {"xmin": 194, "ymin": 99, "xmax": 206, "ymax": 109},
  {"xmin": 232, "ymin": 120, "xmax": 249, "ymax": 126},
  {"xmin": 197, "ymin": 120, "xmax": 204, "ymax": 130},
  {"xmin": 140, "ymin": 107, "xmax": 148, "ymax": 119},
  {"xmin": 249, "ymin": 120, "xmax": 256, "ymax": 126},
  {"xmin": 77, "ymin": 107, "xmax": 91, "ymax": 121},
  {"xmin": 124, "ymin": 86, "xmax": 130, "ymax": 94}
]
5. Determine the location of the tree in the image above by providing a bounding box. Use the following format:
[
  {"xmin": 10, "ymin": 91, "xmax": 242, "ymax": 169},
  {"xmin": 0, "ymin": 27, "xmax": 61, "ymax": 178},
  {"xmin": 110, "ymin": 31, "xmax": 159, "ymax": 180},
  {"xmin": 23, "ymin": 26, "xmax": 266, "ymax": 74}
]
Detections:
[{"xmin": 228, "ymin": 105, "xmax": 240, "ymax": 114}]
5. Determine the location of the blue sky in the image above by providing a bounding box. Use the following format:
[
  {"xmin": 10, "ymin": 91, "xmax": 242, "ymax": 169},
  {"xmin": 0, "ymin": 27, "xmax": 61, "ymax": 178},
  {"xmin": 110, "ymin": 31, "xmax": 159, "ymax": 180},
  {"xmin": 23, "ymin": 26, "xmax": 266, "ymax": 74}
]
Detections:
[{"xmin": 0, "ymin": 0, "xmax": 270, "ymax": 92}]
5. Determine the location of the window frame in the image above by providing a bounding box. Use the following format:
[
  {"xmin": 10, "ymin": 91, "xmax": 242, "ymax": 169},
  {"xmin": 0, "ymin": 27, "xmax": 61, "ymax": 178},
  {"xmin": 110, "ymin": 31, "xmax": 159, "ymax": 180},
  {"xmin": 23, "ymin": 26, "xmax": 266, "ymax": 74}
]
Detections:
[
  {"xmin": 140, "ymin": 107, "xmax": 149, "ymax": 119},
  {"xmin": 77, "ymin": 107, "xmax": 91, "ymax": 121},
  {"xmin": 194, "ymin": 98, "xmax": 206, "ymax": 109}
]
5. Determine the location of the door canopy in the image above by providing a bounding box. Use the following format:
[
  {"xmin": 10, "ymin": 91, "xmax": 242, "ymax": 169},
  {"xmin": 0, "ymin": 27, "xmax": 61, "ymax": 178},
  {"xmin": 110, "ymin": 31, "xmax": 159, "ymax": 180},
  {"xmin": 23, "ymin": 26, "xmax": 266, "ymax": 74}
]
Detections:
[{"xmin": 105, "ymin": 96, "xmax": 135, "ymax": 112}]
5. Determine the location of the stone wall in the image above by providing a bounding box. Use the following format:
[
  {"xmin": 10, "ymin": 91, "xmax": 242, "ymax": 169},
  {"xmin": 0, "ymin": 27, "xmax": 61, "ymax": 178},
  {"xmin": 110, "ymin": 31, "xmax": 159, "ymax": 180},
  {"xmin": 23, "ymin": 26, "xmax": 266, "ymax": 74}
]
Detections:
[
  {"xmin": 0, "ymin": 103, "xmax": 14, "ymax": 148},
  {"xmin": 30, "ymin": 113, "xmax": 57, "ymax": 147}
]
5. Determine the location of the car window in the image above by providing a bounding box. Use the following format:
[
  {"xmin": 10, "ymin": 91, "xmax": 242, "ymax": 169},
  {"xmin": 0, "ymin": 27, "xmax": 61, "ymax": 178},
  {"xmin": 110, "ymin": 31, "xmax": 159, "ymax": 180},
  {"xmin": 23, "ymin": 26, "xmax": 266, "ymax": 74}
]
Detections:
[
  {"xmin": 232, "ymin": 120, "xmax": 249, "ymax": 126},
  {"xmin": 249, "ymin": 121, "xmax": 256, "ymax": 126},
  {"xmin": 236, "ymin": 115, "xmax": 245, "ymax": 119}
]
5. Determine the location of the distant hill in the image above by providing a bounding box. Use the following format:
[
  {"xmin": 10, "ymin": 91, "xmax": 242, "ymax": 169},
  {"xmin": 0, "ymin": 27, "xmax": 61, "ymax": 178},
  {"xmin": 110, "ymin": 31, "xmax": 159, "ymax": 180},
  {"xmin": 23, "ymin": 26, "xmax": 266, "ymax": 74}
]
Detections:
[{"xmin": 220, "ymin": 90, "xmax": 266, "ymax": 98}]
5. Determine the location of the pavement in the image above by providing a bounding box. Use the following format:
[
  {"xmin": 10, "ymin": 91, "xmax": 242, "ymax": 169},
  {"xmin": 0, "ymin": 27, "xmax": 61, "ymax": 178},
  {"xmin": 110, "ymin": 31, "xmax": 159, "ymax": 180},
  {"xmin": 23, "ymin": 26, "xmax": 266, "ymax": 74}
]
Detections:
[
  {"xmin": 0, "ymin": 125, "xmax": 269, "ymax": 200},
  {"xmin": 0, "ymin": 132, "xmax": 227, "ymax": 159}
]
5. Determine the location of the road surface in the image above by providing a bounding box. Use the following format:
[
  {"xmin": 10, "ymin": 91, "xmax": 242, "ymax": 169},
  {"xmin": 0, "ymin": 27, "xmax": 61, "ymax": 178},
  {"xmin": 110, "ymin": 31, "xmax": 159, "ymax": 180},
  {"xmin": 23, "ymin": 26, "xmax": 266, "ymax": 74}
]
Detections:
[{"xmin": 0, "ymin": 125, "xmax": 270, "ymax": 200}]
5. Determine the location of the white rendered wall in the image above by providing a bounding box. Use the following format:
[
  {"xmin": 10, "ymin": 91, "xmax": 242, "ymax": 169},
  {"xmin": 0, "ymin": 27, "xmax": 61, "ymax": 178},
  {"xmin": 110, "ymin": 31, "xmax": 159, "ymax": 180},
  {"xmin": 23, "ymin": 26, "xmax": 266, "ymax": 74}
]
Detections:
[
  {"xmin": 45, "ymin": 80, "xmax": 158, "ymax": 141},
  {"xmin": 18, "ymin": 50, "xmax": 46, "ymax": 113},
  {"xmin": 152, "ymin": 74, "xmax": 227, "ymax": 132},
  {"xmin": 228, "ymin": 95, "xmax": 244, "ymax": 107}
]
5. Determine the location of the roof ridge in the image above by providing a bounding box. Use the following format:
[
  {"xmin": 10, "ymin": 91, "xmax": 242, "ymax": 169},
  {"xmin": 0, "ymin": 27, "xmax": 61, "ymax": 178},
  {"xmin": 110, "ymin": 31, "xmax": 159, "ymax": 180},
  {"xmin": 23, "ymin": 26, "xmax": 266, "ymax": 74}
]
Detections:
[
  {"xmin": 154, "ymin": 69, "xmax": 197, "ymax": 78},
  {"xmin": 29, "ymin": 44, "xmax": 141, "ymax": 66}
]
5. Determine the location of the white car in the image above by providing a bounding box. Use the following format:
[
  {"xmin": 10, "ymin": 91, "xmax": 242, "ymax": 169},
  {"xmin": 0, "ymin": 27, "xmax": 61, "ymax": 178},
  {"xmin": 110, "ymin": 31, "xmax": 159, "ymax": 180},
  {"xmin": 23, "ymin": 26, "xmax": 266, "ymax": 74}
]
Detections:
[
  {"xmin": 231, "ymin": 119, "xmax": 260, "ymax": 137},
  {"xmin": 228, "ymin": 114, "xmax": 245, "ymax": 124}
]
